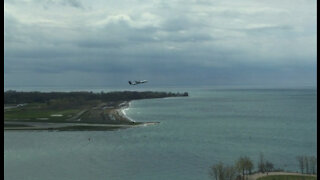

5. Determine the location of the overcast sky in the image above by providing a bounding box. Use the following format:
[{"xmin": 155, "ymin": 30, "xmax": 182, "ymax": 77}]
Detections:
[{"xmin": 4, "ymin": 0, "xmax": 317, "ymax": 88}]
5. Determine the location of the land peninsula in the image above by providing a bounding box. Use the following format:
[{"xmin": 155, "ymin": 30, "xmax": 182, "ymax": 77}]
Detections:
[{"xmin": 4, "ymin": 90, "xmax": 188, "ymax": 131}]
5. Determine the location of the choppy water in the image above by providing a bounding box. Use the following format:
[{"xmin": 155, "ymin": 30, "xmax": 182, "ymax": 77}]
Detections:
[{"xmin": 4, "ymin": 87, "xmax": 317, "ymax": 180}]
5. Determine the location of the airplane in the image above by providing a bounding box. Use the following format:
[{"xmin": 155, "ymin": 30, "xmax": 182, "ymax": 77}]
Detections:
[{"xmin": 128, "ymin": 80, "xmax": 148, "ymax": 85}]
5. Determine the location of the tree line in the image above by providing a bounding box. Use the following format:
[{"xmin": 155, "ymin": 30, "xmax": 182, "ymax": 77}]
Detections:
[
  {"xmin": 210, "ymin": 153, "xmax": 275, "ymax": 180},
  {"xmin": 296, "ymin": 156, "xmax": 317, "ymax": 174},
  {"xmin": 4, "ymin": 90, "xmax": 189, "ymax": 104},
  {"xmin": 210, "ymin": 154, "xmax": 317, "ymax": 180}
]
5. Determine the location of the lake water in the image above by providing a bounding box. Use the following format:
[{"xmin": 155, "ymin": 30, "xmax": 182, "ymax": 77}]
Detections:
[{"xmin": 4, "ymin": 87, "xmax": 317, "ymax": 180}]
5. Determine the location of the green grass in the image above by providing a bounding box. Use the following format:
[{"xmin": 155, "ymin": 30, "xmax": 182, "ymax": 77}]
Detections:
[
  {"xmin": 257, "ymin": 175, "xmax": 317, "ymax": 180},
  {"xmin": 4, "ymin": 103, "xmax": 82, "ymax": 121},
  {"xmin": 4, "ymin": 101, "xmax": 136, "ymax": 126}
]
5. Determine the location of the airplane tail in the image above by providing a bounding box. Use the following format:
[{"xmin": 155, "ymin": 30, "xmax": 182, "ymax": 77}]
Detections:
[{"xmin": 128, "ymin": 81, "xmax": 132, "ymax": 85}]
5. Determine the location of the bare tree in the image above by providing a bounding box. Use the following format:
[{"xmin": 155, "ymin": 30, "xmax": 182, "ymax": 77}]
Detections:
[
  {"xmin": 210, "ymin": 162, "xmax": 226, "ymax": 180},
  {"xmin": 309, "ymin": 156, "xmax": 317, "ymax": 174},
  {"xmin": 244, "ymin": 157, "xmax": 254, "ymax": 175},
  {"xmin": 236, "ymin": 156, "xmax": 253, "ymax": 180},
  {"xmin": 297, "ymin": 156, "xmax": 304, "ymax": 174},
  {"xmin": 218, "ymin": 162, "xmax": 225, "ymax": 180},
  {"xmin": 210, "ymin": 163, "xmax": 220, "ymax": 180},
  {"xmin": 258, "ymin": 153, "xmax": 265, "ymax": 173},
  {"xmin": 210, "ymin": 162, "xmax": 237, "ymax": 180},
  {"xmin": 225, "ymin": 165, "xmax": 237, "ymax": 180},
  {"xmin": 265, "ymin": 161, "xmax": 274, "ymax": 174},
  {"xmin": 236, "ymin": 157, "xmax": 246, "ymax": 180},
  {"xmin": 304, "ymin": 156, "xmax": 309, "ymax": 174}
]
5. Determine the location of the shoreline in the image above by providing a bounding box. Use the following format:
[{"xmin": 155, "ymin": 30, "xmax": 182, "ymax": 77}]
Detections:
[
  {"xmin": 4, "ymin": 90, "xmax": 187, "ymax": 131},
  {"xmin": 3, "ymin": 121, "xmax": 160, "ymax": 131},
  {"xmin": 117, "ymin": 101, "xmax": 136, "ymax": 122},
  {"xmin": 247, "ymin": 171, "xmax": 317, "ymax": 180},
  {"xmin": 4, "ymin": 100, "xmax": 159, "ymax": 131}
]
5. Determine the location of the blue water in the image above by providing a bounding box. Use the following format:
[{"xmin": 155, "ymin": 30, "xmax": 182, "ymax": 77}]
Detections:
[{"xmin": 4, "ymin": 87, "xmax": 317, "ymax": 180}]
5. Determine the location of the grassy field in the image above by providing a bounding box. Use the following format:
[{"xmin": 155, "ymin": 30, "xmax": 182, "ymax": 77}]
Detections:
[
  {"xmin": 4, "ymin": 91, "xmax": 183, "ymax": 131},
  {"xmin": 4, "ymin": 103, "xmax": 83, "ymax": 122},
  {"xmin": 257, "ymin": 175, "xmax": 317, "ymax": 180},
  {"xmin": 4, "ymin": 101, "xmax": 133, "ymax": 125}
]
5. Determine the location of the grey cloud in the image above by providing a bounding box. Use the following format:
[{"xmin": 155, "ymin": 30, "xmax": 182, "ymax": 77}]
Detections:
[
  {"xmin": 41, "ymin": 0, "xmax": 84, "ymax": 9},
  {"xmin": 4, "ymin": 57, "xmax": 316, "ymax": 87},
  {"xmin": 241, "ymin": 25, "xmax": 295, "ymax": 36},
  {"xmin": 61, "ymin": 0, "xmax": 83, "ymax": 9},
  {"xmin": 5, "ymin": 57, "xmax": 134, "ymax": 74},
  {"xmin": 160, "ymin": 17, "xmax": 194, "ymax": 32},
  {"xmin": 76, "ymin": 40, "xmax": 124, "ymax": 49},
  {"xmin": 4, "ymin": 0, "xmax": 317, "ymax": 87}
]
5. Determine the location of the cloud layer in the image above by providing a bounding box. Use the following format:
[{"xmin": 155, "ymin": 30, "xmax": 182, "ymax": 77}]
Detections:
[{"xmin": 4, "ymin": 0, "xmax": 317, "ymax": 88}]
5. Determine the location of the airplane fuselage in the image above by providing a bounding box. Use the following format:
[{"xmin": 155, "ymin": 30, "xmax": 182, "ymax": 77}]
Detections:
[{"xmin": 129, "ymin": 80, "xmax": 148, "ymax": 85}]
